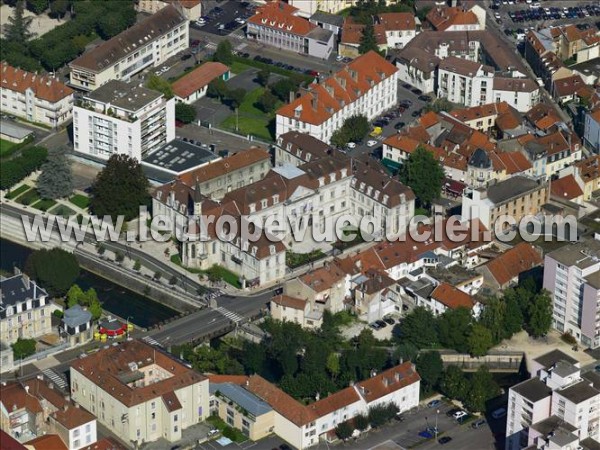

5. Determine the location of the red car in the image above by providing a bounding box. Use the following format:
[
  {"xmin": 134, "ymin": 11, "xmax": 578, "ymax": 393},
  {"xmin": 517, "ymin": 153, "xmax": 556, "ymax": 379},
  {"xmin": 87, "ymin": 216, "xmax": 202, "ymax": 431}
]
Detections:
[{"xmin": 190, "ymin": 39, "xmax": 200, "ymax": 47}]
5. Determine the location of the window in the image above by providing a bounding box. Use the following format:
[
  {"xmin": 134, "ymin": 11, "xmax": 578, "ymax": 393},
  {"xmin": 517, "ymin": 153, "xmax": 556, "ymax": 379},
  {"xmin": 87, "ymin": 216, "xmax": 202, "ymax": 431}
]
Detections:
[
  {"xmin": 174, "ymin": 414, "xmax": 178, "ymax": 422},
  {"xmin": 151, "ymin": 412, "xmax": 156, "ymax": 419}
]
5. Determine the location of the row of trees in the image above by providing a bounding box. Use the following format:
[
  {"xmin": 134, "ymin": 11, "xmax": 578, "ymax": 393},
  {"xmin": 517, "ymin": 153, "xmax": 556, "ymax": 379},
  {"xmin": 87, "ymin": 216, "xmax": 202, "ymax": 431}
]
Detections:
[
  {"xmin": 2, "ymin": 0, "xmax": 136, "ymax": 72},
  {"xmin": 24, "ymin": 248, "xmax": 80, "ymax": 297},
  {"xmin": 66, "ymin": 285, "xmax": 102, "ymax": 320},
  {"xmin": 1, "ymin": 146, "xmax": 47, "ymax": 190},
  {"xmin": 393, "ymin": 279, "xmax": 553, "ymax": 360},
  {"xmin": 330, "ymin": 115, "xmax": 371, "ymax": 148},
  {"xmin": 207, "ymin": 78, "xmax": 247, "ymax": 111},
  {"xmin": 335, "ymin": 403, "xmax": 399, "ymax": 440}
]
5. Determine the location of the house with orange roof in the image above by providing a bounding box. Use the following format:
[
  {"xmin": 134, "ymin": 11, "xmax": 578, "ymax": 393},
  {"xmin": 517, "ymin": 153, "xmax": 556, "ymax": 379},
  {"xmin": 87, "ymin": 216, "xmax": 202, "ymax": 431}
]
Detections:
[
  {"xmin": 424, "ymin": 282, "xmax": 482, "ymax": 317},
  {"xmin": 275, "ymin": 51, "xmax": 398, "ymax": 143},
  {"xmin": 339, "ymin": 18, "xmax": 388, "ymax": 58},
  {"xmin": 377, "ymin": 12, "xmax": 421, "ymax": 49},
  {"xmin": 572, "ymin": 155, "xmax": 600, "ymax": 200},
  {"xmin": 270, "ymin": 294, "xmax": 323, "ymax": 329},
  {"xmin": 426, "ymin": 5, "xmax": 485, "ymax": 31},
  {"xmin": 584, "ymin": 108, "xmax": 600, "ymax": 153},
  {"xmin": 48, "ymin": 403, "xmax": 97, "ymax": 450},
  {"xmin": 0, "ymin": 63, "xmax": 74, "ymax": 128},
  {"xmin": 478, "ymin": 242, "xmax": 542, "ymax": 290},
  {"xmin": 550, "ymin": 174, "xmax": 585, "ymax": 204},
  {"xmin": 246, "ymin": 1, "xmax": 335, "ymax": 59},
  {"xmin": 172, "ymin": 62, "xmax": 230, "ymax": 104}
]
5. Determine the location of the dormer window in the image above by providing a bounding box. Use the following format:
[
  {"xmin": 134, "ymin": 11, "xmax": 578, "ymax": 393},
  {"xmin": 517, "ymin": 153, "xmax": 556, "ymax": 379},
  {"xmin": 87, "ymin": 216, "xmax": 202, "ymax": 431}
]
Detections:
[
  {"xmin": 318, "ymin": 177, "xmax": 325, "ymax": 187},
  {"xmin": 249, "ymin": 203, "xmax": 256, "ymax": 213},
  {"xmin": 269, "ymin": 245, "xmax": 276, "ymax": 255},
  {"xmin": 383, "ymin": 194, "xmax": 389, "ymax": 204},
  {"xmin": 261, "ymin": 199, "xmax": 268, "ymax": 209},
  {"xmin": 243, "ymin": 240, "xmax": 249, "ymax": 252},
  {"xmin": 341, "ymin": 168, "xmax": 347, "ymax": 177},
  {"xmin": 273, "ymin": 194, "xmax": 279, "ymax": 204},
  {"xmin": 330, "ymin": 173, "xmax": 336, "ymax": 182},
  {"xmin": 286, "ymin": 142, "xmax": 291, "ymax": 150},
  {"xmin": 251, "ymin": 246, "xmax": 258, "ymax": 256}
]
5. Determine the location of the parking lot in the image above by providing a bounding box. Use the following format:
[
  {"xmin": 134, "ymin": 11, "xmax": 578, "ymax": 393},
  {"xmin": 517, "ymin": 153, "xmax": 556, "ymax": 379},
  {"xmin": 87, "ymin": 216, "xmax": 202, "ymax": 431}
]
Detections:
[{"xmin": 192, "ymin": 1, "xmax": 255, "ymax": 36}]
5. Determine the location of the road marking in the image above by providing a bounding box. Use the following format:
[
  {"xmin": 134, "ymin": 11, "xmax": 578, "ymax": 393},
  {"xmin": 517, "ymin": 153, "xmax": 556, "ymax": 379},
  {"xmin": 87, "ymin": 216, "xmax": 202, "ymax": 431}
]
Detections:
[
  {"xmin": 142, "ymin": 336, "xmax": 162, "ymax": 347},
  {"xmin": 215, "ymin": 306, "xmax": 244, "ymax": 323},
  {"xmin": 42, "ymin": 368, "xmax": 68, "ymax": 390}
]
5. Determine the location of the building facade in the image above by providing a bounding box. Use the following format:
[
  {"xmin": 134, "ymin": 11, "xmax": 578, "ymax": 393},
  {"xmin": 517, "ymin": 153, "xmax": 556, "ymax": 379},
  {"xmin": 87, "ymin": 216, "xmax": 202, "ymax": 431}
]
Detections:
[
  {"xmin": 137, "ymin": 0, "xmax": 201, "ymax": 21},
  {"xmin": 437, "ymin": 57, "xmax": 495, "ymax": 107},
  {"xmin": 73, "ymin": 80, "xmax": 175, "ymax": 161},
  {"xmin": 69, "ymin": 6, "xmax": 188, "ymax": 91},
  {"xmin": 584, "ymin": 109, "xmax": 600, "ymax": 153},
  {"xmin": 0, "ymin": 63, "xmax": 74, "ymax": 128}
]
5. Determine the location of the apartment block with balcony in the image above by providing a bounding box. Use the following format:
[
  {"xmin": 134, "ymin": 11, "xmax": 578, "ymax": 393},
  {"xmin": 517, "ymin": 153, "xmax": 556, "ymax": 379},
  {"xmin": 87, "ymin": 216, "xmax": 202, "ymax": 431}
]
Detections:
[
  {"xmin": 0, "ymin": 63, "xmax": 74, "ymax": 128},
  {"xmin": 506, "ymin": 378, "xmax": 552, "ymax": 450},
  {"xmin": 73, "ymin": 80, "xmax": 175, "ymax": 161},
  {"xmin": 438, "ymin": 57, "xmax": 494, "ymax": 107},
  {"xmin": 543, "ymin": 239, "xmax": 600, "ymax": 348},
  {"xmin": 69, "ymin": 6, "xmax": 187, "ymax": 91},
  {"xmin": 276, "ymin": 51, "xmax": 398, "ymax": 143},
  {"xmin": 0, "ymin": 271, "xmax": 51, "ymax": 346},
  {"xmin": 69, "ymin": 340, "xmax": 209, "ymax": 446}
]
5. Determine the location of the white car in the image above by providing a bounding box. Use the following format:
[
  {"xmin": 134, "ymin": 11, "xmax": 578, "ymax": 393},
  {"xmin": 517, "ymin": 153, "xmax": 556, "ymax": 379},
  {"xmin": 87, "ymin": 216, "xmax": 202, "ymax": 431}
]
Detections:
[
  {"xmin": 367, "ymin": 140, "xmax": 378, "ymax": 147},
  {"xmin": 336, "ymin": 55, "xmax": 344, "ymax": 61},
  {"xmin": 453, "ymin": 411, "xmax": 468, "ymax": 420},
  {"xmin": 347, "ymin": 142, "xmax": 357, "ymax": 149},
  {"xmin": 196, "ymin": 18, "xmax": 206, "ymax": 25},
  {"xmin": 235, "ymin": 17, "xmax": 246, "ymax": 24}
]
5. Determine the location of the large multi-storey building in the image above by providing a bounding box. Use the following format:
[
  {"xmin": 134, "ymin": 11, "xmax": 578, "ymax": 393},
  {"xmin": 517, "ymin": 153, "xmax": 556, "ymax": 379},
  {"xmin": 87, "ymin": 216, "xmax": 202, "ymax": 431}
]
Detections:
[
  {"xmin": 70, "ymin": 340, "xmax": 209, "ymax": 446},
  {"xmin": 438, "ymin": 56, "xmax": 495, "ymax": 107},
  {"xmin": 0, "ymin": 63, "xmax": 74, "ymax": 128},
  {"xmin": 73, "ymin": 80, "xmax": 175, "ymax": 161},
  {"xmin": 543, "ymin": 239, "xmax": 600, "ymax": 348},
  {"xmin": 246, "ymin": 1, "xmax": 335, "ymax": 59},
  {"xmin": 506, "ymin": 349, "xmax": 600, "ymax": 450},
  {"xmin": 137, "ymin": 0, "xmax": 201, "ymax": 21},
  {"xmin": 276, "ymin": 51, "xmax": 398, "ymax": 143},
  {"xmin": 69, "ymin": 6, "xmax": 187, "ymax": 91},
  {"xmin": 584, "ymin": 109, "xmax": 600, "ymax": 153},
  {"xmin": 0, "ymin": 272, "xmax": 51, "ymax": 346}
]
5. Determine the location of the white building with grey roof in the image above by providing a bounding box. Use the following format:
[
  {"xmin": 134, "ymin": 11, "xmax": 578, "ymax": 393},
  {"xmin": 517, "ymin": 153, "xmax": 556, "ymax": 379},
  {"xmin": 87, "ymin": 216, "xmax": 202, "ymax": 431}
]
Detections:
[
  {"xmin": 0, "ymin": 271, "xmax": 50, "ymax": 346},
  {"xmin": 68, "ymin": 5, "xmax": 187, "ymax": 92},
  {"xmin": 506, "ymin": 349, "xmax": 600, "ymax": 450},
  {"xmin": 73, "ymin": 80, "xmax": 175, "ymax": 161}
]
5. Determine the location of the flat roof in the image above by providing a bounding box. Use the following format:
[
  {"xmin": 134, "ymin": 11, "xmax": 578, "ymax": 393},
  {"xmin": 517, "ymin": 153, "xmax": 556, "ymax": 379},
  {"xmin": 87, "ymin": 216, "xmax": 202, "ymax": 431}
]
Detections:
[
  {"xmin": 272, "ymin": 164, "xmax": 306, "ymax": 180},
  {"xmin": 530, "ymin": 415, "xmax": 577, "ymax": 437},
  {"xmin": 511, "ymin": 378, "xmax": 552, "ymax": 403},
  {"xmin": 533, "ymin": 349, "xmax": 578, "ymax": 369},
  {"xmin": 210, "ymin": 382, "xmax": 272, "ymax": 417},
  {"xmin": 85, "ymin": 80, "xmax": 162, "ymax": 112},
  {"xmin": 0, "ymin": 120, "xmax": 34, "ymax": 140},
  {"xmin": 142, "ymin": 139, "xmax": 219, "ymax": 174},
  {"xmin": 585, "ymin": 271, "xmax": 600, "ymax": 290},
  {"xmin": 547, "ymin": 240, "xmax": 600, "ymax": 270},
  {"xmin": 485, "ymin": 176, "xmax": 543, "ymax": 205},
  {"xmin": 571, "ymin": 57, "xmax": 600, "ymax": 77},
  {"xmin": 557, "ymin": 380, "xmax": 600, "ymax": 404}
]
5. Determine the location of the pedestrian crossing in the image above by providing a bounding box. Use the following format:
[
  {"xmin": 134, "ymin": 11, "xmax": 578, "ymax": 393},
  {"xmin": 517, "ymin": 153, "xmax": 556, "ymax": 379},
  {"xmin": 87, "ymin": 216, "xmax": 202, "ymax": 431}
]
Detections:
[
  {"xmin": 215, "ymin": 306, "xmax": 244, "ymax": 324},
  {"xmin": 142, "ymin": 336, "xmax": 162, "ymax": 347},
  {"xmin": 205, "ymin": 42, "xmax": 217, "ymax": 51},
  {"xmin": 43, "ymin": 369, "xmax": 68, "ymax": 390}
]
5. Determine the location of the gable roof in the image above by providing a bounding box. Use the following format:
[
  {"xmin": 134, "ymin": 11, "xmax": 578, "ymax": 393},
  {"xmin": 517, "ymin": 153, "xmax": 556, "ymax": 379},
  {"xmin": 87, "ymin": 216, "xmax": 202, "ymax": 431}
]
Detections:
[
  {"xmin": 377, "ymin": 12, "xmax": 416, "ymax": 31},
  {"xmin": 299, "ymin": 261, "xmax": 348, "ymax": 292},
  {"xmin": 271, "ymin": 294, "xmax": 307, "ymax": 310},
  {"xmin": 356, "ymin": 362, "xmax": 420, "ymax": 403},
  {"xmin": 551, "ymin": 175, "xmax": 584, "ymax": 201},
  {"xmin": 483, "ymin": 242, "xmax": 542, "ymax": 286},
  {"xmin": 430, "ymin": 282, "xmax": 475, "ymax": 309},
  {"xmin": 24, "ymin": 435, "xmax": 68, "ymax": 450},
  {"xmin": 0, "ymin": 382, "xmax": 43, "ymax": 414},
  {"xmin": 1, "ymin": 62, "xmax": 73, "ymax": 103},
  {"xmin": 171, "ymin": 62, "xmax": 229, "ymax": 99},
  {"xmin": 50, "ymin": 404, "xmax": 96, "ymax": 430},
  {"xmin": 307, "ymin": 386, "xmax": 361, "ymax": 417},
  {"xmin": 427, "ymin": 6, "xmax": 479, "ymax": 31},
  {"xmin": 248, "ymin": 1, "xmax": 315, "ymax": 36}
]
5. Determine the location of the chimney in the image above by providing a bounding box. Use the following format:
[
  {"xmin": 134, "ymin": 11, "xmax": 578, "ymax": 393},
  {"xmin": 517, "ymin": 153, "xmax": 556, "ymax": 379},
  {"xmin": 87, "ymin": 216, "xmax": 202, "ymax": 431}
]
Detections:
[
  {"xmin": 22, "ymin": 272, "xmax": 30, "ymax": 290},
  {"xmin": 311, "ymin": 92, "xmax": 318, "ymax": 110},
  {"xmin": 24, "ymin": 385, "xmax": 30, "ymax": 394},
  {"xmin": 289, "ymin": 91, "xmax": 295, "ymax": 103}
]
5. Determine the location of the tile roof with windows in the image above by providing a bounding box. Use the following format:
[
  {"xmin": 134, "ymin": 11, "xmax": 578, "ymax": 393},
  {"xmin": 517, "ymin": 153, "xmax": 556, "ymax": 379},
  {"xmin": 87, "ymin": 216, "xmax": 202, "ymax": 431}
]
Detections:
[
  {"xmin": 50, "ymin": 403, "xmax": 96, "ymax": 430},
  {"xmin": 439, "ymin": 56, "xmax": 493, "ymax": 77},
  {"xmin": 430, "ymin": 282, "xmax": 475, "ymax": 310},
  {"xmin": 482, "ymin": 242, "xmax": 542, "ymax": 287},
  {"xmin": 277, "ymin": 51, "xmax": 397, "ymax": 126},
  {"xmin": 171, "ymin": 62, "xmax": 229, "ymax": 99},
  {"xmin": 377, "ymin": 12, "xmax": 416, "ymax": 31},
  {"xmin": 248, "ymin": 0, "xmax": 315, "ymax": 36},
  {"xmin": 24, "ymin": 435, "xmax": 68, "ymax": 450},
  {"xmin": 277, "ymin": 131, "xmax": 332, "ymax": 163},
  {"xmin": 0, "ymin": 63, "xmax": 74, "ymax": 103},
  {"xmin": 427, "ymin": 6, "xmax": 479, "ymax": 31},
  {"xmin": 356, "ymin": 362, "xmax": 420, "ymax": 403}
]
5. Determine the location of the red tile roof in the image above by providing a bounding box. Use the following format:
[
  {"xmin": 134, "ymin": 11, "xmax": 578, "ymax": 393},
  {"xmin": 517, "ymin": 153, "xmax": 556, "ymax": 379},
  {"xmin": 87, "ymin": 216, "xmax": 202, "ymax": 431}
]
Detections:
[
  {"xmin": 483, "ymin": 242, "xmax": 542, "ymax": 287},
  {"xmin": 172, "ymin": 62, "xmax": 229, "ymax": 99},
  {"xmin": 272, "ymin": 294, "xmax": 307, "ymax": 310},
  {"xmin": 1, "ymin": 62, "xmax": 73, "ymax": 103},
  {"xmin": 0, "ymin": 430, "xmax": 26, "ymax": 450},
  {"xmin": 307, "ymin": 386, "xmax": 361, "ymax": 417},
  {"xmin": 0, "ymin": 382, "xmax": 43, "ymax": 414},
  {"xmin": 299, "ymin": 261, "xmax": 347, "ymax": 292},
  {"xmin": 551, "ymin": 175, "xmax": 584, "ymax": 201},
  {"xmin": 427, "ymin": 6, "xmax": 479, "ymax": 31},
  {"xmin": 50, "ymin": 404, "xmax": 95, "ymax": 430},
  {"xmin": 248, "ymin": 1, "xmax": 315, "ymax": 36},
  {"xmin": 24, "ymin": 435, "xmax": 68, "ymax": 450},
  {"xmin": 378, "ymin": 12, "xmax": 416, "ymax": 31},
  {"xmin": 341, "ymin": 18, "xmax": 387, "ymax": 46},
  {"xmin": 493, "ymin": 151, "xmax": 532, "ymax": 174},
  {"xmin": 356, "ymin": 362, "xmax": 420, "ymax": 403},
  {"xmin": 576, "ymin": 155, "xmax": 600, "ymax": 184},
  {"xmin": 277, "ymin": 51, "xmax": 397, "ymax": 125},
  {"xmin": 431, "ymin": 282, "xmax": 475, "ymax": 310}
]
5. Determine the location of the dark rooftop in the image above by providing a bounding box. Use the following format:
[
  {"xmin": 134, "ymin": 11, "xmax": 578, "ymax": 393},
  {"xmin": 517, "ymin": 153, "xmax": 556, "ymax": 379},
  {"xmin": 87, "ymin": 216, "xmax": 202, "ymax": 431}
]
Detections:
[
  {"xmin": 511, "ymin": 378, "xmax": 552, "ymax": 403},
  {"xmin": 307, "ymin": 27, "xmax": 334, "ymax": 42},
  {"xmin": 530, "ymin": 415, "xmax": 577, "ymax": 437},
  {"xmin": 0, "ymin": 273, "xmax": 47, "ymax": 311},
  {"xmin": 142, "ymin": 139, "xmax": 219, "ymax": 175},
  {"xmin": 485, "ymin": 176, "xmax": 544, "ymax": 205},
  {"xmin": 582, "ymin": 371, "xmax": 600, "ymax": 390},
  {"xmin": 210, "ymin": 382, "xmax": 273, "ymax": 417},
  {"xmin": 557, "ymin": 380, "xmax": 599, "ymax": 404},
  {"xmin": 85, "ymin": 80, "xmax": 163, "ymax": 112},
  {"xmin": 533, "ymin": 349, "xmax": 578, "ymax": 369},
  {"xmin": 310, "ymin": 11, "xmax": 344, "ymax": 28}
]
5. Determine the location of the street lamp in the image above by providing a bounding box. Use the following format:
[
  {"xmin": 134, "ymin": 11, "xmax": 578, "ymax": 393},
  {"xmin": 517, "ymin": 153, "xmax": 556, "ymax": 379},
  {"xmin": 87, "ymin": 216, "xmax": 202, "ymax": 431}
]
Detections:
[
  {"xmin": 435, "ymin": 409, "xmax": 439, "ymax": 442},
  {"xmin": 126, "ymin": 316, "xmax": 133, "ymax": 340}
]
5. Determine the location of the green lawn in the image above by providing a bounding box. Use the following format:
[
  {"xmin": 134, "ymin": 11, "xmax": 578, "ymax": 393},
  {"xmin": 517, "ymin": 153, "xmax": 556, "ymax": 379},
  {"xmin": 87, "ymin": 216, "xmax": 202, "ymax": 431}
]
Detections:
[
  {"xmin": 5, "ymin": 184, "xmax": 31, "ymax": 200},
  {"xmin": 69, "ymin": 194, "xmax": 90, "ymax": 209},
  {"xmin": 230, "ymin": 61, "xmax": 251, "ymax": 74},
  {"xmin": 220, "ymin": 87, "xmax": 277, "ymax": 141},
  {"xmin": 32, "ymin": 198, "xmax": 57, "ymax": 211},
  {"xmin": 49, "ymin": 204, "xmax": 76, "ymax": 217},
  {"xmin": 0, "ymin": 139, "xmax": 16, "ymax": 156},
  {"xmin": 203, "ymin": 265, "xmax": 242, "ymax": 288},
  {"xmin": 17, "ymin": 189, "xmax": 41, "ymax": 206}
]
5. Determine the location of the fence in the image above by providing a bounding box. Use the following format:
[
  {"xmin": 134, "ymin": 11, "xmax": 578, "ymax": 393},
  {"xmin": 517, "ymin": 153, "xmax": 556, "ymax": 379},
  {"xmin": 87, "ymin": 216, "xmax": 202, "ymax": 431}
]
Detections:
[{"xmin": 426, "ymin": 349, "xmax": 524, "ymax": 372}]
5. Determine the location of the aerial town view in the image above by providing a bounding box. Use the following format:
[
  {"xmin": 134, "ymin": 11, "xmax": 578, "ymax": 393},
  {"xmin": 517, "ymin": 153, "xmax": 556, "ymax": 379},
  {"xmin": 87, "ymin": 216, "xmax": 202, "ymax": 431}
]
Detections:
[{"xmin": 1, "ymin": 0, "xmax": 600, "ymax": 449}]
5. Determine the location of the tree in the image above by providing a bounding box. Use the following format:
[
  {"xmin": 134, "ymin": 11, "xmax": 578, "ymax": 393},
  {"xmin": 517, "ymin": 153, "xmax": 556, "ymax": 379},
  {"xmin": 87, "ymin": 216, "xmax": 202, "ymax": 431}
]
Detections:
[
  {"xmin": 12, "ymin": 338, "xmax": 36, "ymax": 359},
  {"xmin": 24, "ymin": 248, "xmax": 80, "ymax": 297},
  {"xmin": 527, "ymin": 290, "xmax": 553, "ymax": 337},
  {"xmin": 213, "ymin": 39, "xmax": 233, "ymax": 65},
  {"xmin": 399, "ymin": 145, "xmax": 445, "ymax": 209},
  {"xmin": 242, "ymin": 341, "xmax": 266, "ymax": 375},
  {"xmin": 96, "ymin": 243, "xmax": 106, "ymax": 255},
  {"xmin": 154, "ymin": 271, "xmax": 162, "ymax": 281},
  {"xmin": 26, "ymin": 0, "xmax": 47, "ymax": 14},
  {"xmin": 49, "ymin": 0, "xmax": 69, "ymax": 18},
  {"xmin": 226, "ymin": 88, "xmax": 246, "ymax": 110},
  {"xmin": 437, "ymin": 307, "xmax": 472, "ymax": 353},
  {"xmin": 396, "ymin": 307, "xmax": 438, "ymax": 349},
  {"xmin": 37, "ymin": 147, "xmax": 73, "ymax": 200},
  {"xmin": 4, "ymin": 2, "xmax": 33, "ymax": 43},
  {"xmin": 423, "ymin": 98, "xmax": 455, "ymax": 113},
  {"xmin": 133, "ymin": 259, "xmax": 141, "ymax": 271},
  {"xmin": 416, "ymin": 351, "xmax": 443, "ymax": 391},
  {"xmin": 335, "ymin": 421, "xmax": 353, "ymax": 441},
  {"xmin": 480, "ymin": 297, "xmax": 507, "ymax": 344},
  {"xmin": 440, "ymin": 365, "xmax": 468, "ymax": 400},
  {"xmin": 331, "ymin": 128, "xmax": 351, "ymax": 148},
  {"xmin": 115, "ymin": 251, "xmax": 125, "ymax": 263},
  {"xmin": 270, "ymin": 78, "xmax": 298, "ymax": 102},
  {"xmin": 255, "ymin": 89, "xmax": 278, "ymax": 113},
  {"xmin": 66, "ymin": 285, "xmax": 102, "ymax": 320},
  {"xmin": 67, "ymin": 284, "xmax": 84, "ymax": 308},
  {"xmin": 464, "ymin": 366, "xmax": 500, "ymax": 412},
  {"xmin": 393, "ymin": 342, "xmax": 419, "ymax": 363},
  {"xmin": 169, "ymin": 275, "xmax": 178, "ymax": 285},
  {"xmin": 256, "ymin": 68, "xmax": 271, "ymax": 87},
  {"xmin": 90, "ymin": 154, "xmax": 150, "ymax": 221},
  {"xmin": 353, "ymin": 413, "xmax": 369, "ymax": 431},
  {"xmin": 368, "ymin": 403, "xmax": 398, "ymax": 428},
  {"xmin": 326, "ymin": 353, "xmax": 340, "ymax": 380},
  {"xmin": 146, "ymin": 74, "xmax": 174, "ymax": 99},
  {"xmin": 344, "ymin": 115, "xmax": 371, "ymax": 143},
  {"xmin": 503, "ymin": 290, "xmax": 524, "ymax": 336},
  {"xmin": 175, "ymin": 103, "xmax": 197, "ymax": 124},
  {"xmin": 207, "ymin": 78, "xmax": 228, "ymax": 100},
  {"xmin": 468, "ymin": 324, "xmax": 494, "ymax": 357},
  {"xmin": 358, "ymin": 22, "xmax": 379, "ymax": 54}
]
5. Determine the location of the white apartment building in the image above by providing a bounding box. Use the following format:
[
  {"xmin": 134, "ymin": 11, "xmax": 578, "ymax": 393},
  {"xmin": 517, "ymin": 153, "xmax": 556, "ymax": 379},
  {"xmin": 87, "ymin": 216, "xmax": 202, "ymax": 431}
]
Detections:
[
  {"xmin": 584, "ymin": 109, "xmax": 600, "ymax": 153},
  {"xmin": 493, "ymin": 77, "xmax": 541, "ymax": 113},
  {"xmin": 137, "ymin": 0, "xmax": 201, "ymax": 21},
  {"xmin": 506, "ymin": 349, "xmax": 600, "ymax": 450},
  {"xmin": 543, "ymin": 239, "xmax": 600, "ymax": 348},
  {"xmin": 69, "ymin": 6, "xmax": 188, "ymax": 91},
  {"xmin": 73, "ymin": 80, "xmax": 175, "ymax": 161},
  {"xmin": 378, "ymin": 13, "xmax": 420, "ymax": 49},
  {"xmin": 49, "ymin": 405, "xmax": 97, "ymax": 450},
  {"xmin": 0, "ymin": 63, "xmax": 74, "ymax": 128},
  {"xmin": 438, "ymin": 56, "xmax": 494, "ymax": 107},
  {"xmin": 70, "ymin": 340, "xmax": 209, "ymax": 446},
  {"xmin": 276, "ymin": 51, "xmax": 398, "ymax": 143},
  {"xmin": 0, "ymin": 272, "xmax": 51, "ymax": 345}
]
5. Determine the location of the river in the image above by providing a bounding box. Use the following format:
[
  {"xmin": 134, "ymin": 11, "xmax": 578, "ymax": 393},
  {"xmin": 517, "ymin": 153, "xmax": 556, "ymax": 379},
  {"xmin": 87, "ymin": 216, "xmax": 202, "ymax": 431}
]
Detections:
[{"xmin": 0, "ymin": 239, "xmax": 178, "ymax": 328}]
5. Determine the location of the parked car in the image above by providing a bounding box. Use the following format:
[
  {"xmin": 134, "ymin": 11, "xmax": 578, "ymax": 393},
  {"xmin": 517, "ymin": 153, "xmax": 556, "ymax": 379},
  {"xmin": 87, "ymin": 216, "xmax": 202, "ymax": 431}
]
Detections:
[
  {"xmin": 402, "ymin": 83, "xmax": 412, "ymax": 89},
  {"xmin": 492, "ymin": 408, "xmax": 507, "ymax": 419},
  {"xmin": 383, "ymin": 316, "xmax": 395, "ymax": 325},
  {"xmin": 418, "ymin": 431, "xmax": 434, "ymax": 439},
  {"xmin": 369, "ymin": 322, "xmax": 381, "ymax": 330},
  {"xmin": 207, "ymin": 428, "xmax": 219, "ymax": 437},
  {"xmin": 347, "ymin": 142, "xmax": 357, "ymax": 149},
  {"xmin": 411, "ymin": 109, "xmax": 422, "ymax": 117},
  {"xmin": 418, "ymin": 95, "xmax": 432, "ymax": 102},
  {"xmin": 367, "ymin": 140, "xmax": 378, "ymax": 147},
  {"xmin": 446, "ymin": 408, "xmax": 461, "ymax": 417},
  {"xmin": 375, "ymin": 319, "xmax": 387, "ymax": 328},
  {"xmin": 181, "ymin": 54, "xmax": 192, "ymax": 61},
  {"xmin": 453, "ymin": 410, "xmax": 468, "ymax": 420},
  {"xmin": 411, "ymin": 88, "xmax": 423, "ymax": 95},
  {"xmin": 595, "ymin": 364, "xmax": 600, "ymax": 373},
  {"xmin": 394, "ymin": 122, "xmax": 406, "ymax": 130},
  {"xmin": 472, "ymin": 419, "xmax": 486, "ymax": 429},
  {"xmin": 426, "ymin": 427, "xmax": 438, "ymax": 434},
  {"xmin": 190, "ymin": 39, "xmax": 200, "ymax": 47},
  {"xmin": 336, "ymin": 55, "xmax": 343, "ymax": 61},
  {"xmin": 438, "ymin": 437, "xmax": 453, "ymax": 445},
  {"xmin": 428, "ymin": 399, "xmax": 442, "ymax": 408}
]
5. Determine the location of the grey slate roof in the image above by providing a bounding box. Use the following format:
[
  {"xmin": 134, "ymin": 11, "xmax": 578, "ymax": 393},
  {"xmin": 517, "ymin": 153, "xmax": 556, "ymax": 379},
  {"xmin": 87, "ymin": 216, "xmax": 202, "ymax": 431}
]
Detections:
[
  {"xmin": 485, "ymin": 176, "xmax": 543, "ymax": 205},
  {"xmin": 0, "ymin": 274, "xmax": 47, "ymax": 309},
  {"xmin": 210, "ymin": 383, "xmax": 273, "ymax": 417},
  {"xmin": 85, "ymin": 80, "xmax": 162, "ymax": 112},
  {"xmin": 469, "ymin": 148, "xmax": 492, "ymax": 169},
  {"xmin": 557, "ymin": 380, "xmax": 600, "ymax": 404},
  {"xmin": 62, "ymin": 305, "xmax": 92, "ymax": 328},
  {"xmin": 511, "ymin": 378, "xmax": 552, "ymax": 403},
  {"xmin": 310, "ymin": 11, "xmax": 344, "ymax": 28},
  {"xmin": 533, "ymin": 349, "xmax": 578, "ymax": 369},
  {"xmin": 530, "ymin": 415, "xmax": 577, "ymax": 436}
]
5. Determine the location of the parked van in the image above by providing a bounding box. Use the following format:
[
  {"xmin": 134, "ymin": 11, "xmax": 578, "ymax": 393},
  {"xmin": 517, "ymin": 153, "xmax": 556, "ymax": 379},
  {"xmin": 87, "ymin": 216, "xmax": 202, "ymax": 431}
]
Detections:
[{"xmin": 492, "ymin": 408, "xmax": 507, "ymax": 419}]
